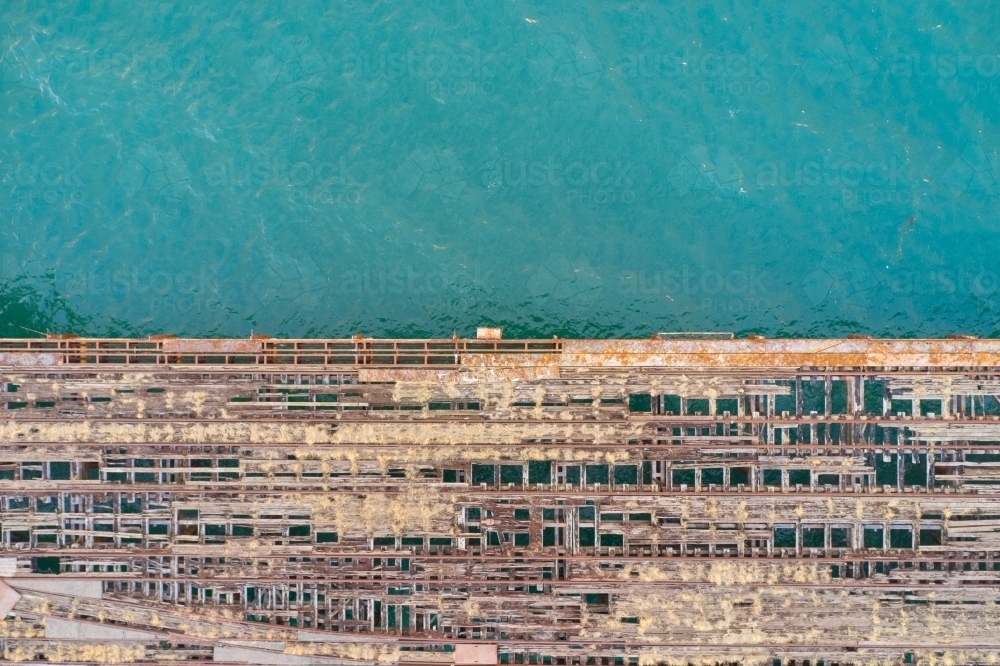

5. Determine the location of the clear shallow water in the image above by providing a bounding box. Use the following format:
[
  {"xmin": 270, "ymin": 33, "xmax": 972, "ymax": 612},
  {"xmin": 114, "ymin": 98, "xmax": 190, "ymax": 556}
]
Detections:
[{"xmin": 1, "ymin": 1, "xmax": 999, "ymax": 339}]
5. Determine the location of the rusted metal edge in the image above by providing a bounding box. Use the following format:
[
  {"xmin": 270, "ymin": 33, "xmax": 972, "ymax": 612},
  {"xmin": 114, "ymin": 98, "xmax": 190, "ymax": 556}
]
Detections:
[
  {"xmin": 161, "ymin": 339, "xmax": 263, "ymax": 354},
  {"xmin": 3, "ymin": 337, "xmax": 1000, "ymax": 369},
  {"xmin": 358, "ymin": 366, "xmax": 559, "ymax": 383}
]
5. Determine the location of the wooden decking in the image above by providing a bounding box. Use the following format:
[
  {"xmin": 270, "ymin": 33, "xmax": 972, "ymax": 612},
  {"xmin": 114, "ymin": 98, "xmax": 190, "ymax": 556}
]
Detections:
[{"xmin": 2, "ymin": 334, "xmax": 1000, "ymax": 665}]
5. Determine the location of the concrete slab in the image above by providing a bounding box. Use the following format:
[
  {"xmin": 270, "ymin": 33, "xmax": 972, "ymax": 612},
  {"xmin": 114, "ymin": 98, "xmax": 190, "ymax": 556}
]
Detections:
[
  {"xmin": 44, "ymin": 617, "xmax": 157, "ymax": 641},
  {"xmin": 219, "ymin": 641, "xmax": 286, "ymax": 651},
  {"xmin": 297, "ymin": 631, "xmax": 371, "ymax": 643},
  {"xmin": 10, "ymin": 579, "xmax": 103, "ymax": 600},
  {"xmin": 213, "ymin": 646, "xmax": 344, "ymax": 665},
  {"xmin": 455, "ymin": 644, "xmax": 498, "ymax": 666},
  {"xmin": 0, "ymin": 580, "xmax": 22, "ymax": 617}
]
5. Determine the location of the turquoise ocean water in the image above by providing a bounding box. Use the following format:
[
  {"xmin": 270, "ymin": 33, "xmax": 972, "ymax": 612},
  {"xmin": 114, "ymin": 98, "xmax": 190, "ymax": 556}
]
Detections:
[{"xmin": 1, "ymin": 1, "xmax": 999, "ymax": 339}]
